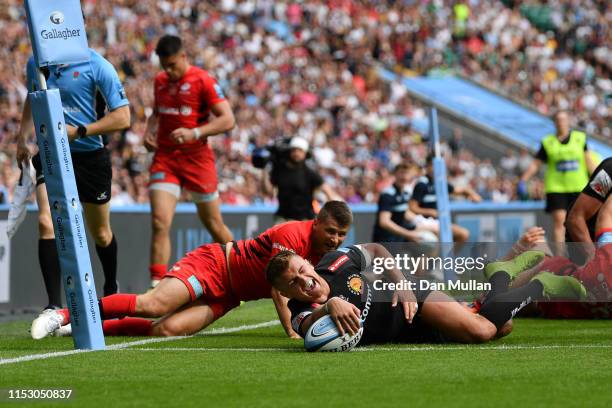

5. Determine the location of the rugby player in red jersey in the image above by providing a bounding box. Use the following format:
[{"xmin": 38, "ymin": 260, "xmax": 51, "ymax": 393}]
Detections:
[
  {"xmin": 475, "ymin": 192, "xmax": 612, "ymax": 319},
  {"xmin": 143, "ymin": 35, "xmax": 235, "ymax": 288},
  {"xmin": 31, "ymin": 202, "xmax": 353, "ymax": 339}
]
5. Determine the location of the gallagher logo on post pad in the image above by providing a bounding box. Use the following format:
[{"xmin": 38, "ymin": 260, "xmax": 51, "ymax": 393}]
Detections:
[
  {"xmin": 41, "ymin": 11, "xmax": 82, "ymax": 41},
  {"xmin": 49, "ymin": 11, "xmax": 65, "ymax": 24}
]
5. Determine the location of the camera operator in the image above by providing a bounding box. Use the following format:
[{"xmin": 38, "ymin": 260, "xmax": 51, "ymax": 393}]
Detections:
[{"xmin": 255, "ymin": 137, "xmax": 341, "ymax": 224}]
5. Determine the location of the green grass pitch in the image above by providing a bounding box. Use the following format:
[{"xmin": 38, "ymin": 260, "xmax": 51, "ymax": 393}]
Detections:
[{"xmin": 1, "ymin": 300, "xmax": 612, "ymax": 407}]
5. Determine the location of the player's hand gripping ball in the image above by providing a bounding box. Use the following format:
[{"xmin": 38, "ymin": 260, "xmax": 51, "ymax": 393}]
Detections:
[{"xmin": 304, "ymin": 315, "xmax": 363, "ymax": 352}]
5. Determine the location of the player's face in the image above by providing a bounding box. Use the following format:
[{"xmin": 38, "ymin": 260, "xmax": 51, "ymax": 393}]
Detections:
[
  {"xmin": 160, "ymin": 52, "xmax": 188, "ymax": 81},
  {"xmin": 312, "ymin": 218, "xmax": 349, "ymax": 255},
  {"xmin": 278, "ymin": 255, "xmax": 329, "ymax": 303}
]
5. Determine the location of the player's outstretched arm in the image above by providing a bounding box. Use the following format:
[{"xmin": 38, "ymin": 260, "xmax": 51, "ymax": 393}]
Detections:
[{"xmin": 271, "ymin": 288, "xmax": 300, "ymax": 339}]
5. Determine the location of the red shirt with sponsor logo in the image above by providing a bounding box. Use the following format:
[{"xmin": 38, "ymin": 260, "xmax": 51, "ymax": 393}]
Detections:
[
  {"xmin": 228, "ymin": 220, "xmax": 322, "ymax": 301},
  {"xmin": 154, "ymin": 65, "xmax": 225, "ymax": 151}
]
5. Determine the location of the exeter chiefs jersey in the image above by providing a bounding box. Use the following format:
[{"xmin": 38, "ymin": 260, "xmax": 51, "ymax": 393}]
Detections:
[
  {"xmin": 26, "ymin": 49, "xmax": 129, "ymax": 152},
  {"xmin": 288, "ymin": 246, "xmax": 441, "ymax": 345}
]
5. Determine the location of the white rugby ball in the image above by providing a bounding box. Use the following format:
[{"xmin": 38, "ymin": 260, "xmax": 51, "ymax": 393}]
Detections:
[
  {"xmin": 417, "ymin": 230, "xmax": 438, "ymax": 243},
  {"xmin": 304, "ymin": 315, "xmax": 363, "ymax": 352}
]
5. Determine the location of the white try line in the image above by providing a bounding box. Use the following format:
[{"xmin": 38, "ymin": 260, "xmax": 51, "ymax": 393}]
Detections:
[
  {"xmin": 0, "ymin": 320, "xmax": 279, "ymax": 366},
  {"xmin": 121, "ymin": 344, "xmax": 612, "ymax": 353}
]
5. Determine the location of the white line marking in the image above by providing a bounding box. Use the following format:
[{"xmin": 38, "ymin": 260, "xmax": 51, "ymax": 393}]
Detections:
[
  {"xmin": 0, "ymin": 320, "xmax": 279, "ymax": 366},
  {"xmin": 106, "ymin": 320, "xmax": 279, "ymax": 350},
  {"xmin": 122, "ymin": 344, "xmax": 612, "ymax": 353}
]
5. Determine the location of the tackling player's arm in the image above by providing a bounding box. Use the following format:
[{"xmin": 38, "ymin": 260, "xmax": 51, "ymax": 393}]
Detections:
[
  {"xmin": 358, "ymin": 243, "xmax": 418, "ymax": 323},
  {"xmin": 271, "ymin": 288, "xmax": 300, "ymax": 339}
]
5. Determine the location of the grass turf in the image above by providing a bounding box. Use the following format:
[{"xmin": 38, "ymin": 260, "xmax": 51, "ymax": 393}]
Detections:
[{"xmin": 1, "ymin": 300, "xmax": 612, "ymax": 407}]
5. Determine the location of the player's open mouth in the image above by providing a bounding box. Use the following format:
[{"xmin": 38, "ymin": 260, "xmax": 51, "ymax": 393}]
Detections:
[{"xmin": 305, "ymin": 278, "xmax": 316, "ymax": 292}]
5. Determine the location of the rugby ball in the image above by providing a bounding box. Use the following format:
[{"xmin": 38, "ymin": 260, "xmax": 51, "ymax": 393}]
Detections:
[
  {"xmin": 304, "ymin": 315, "xmax": 363, "ymax": 352},
  {"xmin": 417, "ymin": 230, "xmax": 438, "ymax": 243}
]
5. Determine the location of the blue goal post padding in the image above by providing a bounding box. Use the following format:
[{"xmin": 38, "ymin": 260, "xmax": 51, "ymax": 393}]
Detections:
[
  {"xmin": 429, "ymin": 108, "xmax": 453, "ymax": 244},
  {"xmin": 24, "ymin": 0, "xmax": 90, "ymax": 67},
  {"xmin": 30, "ymin": 90, "xmax": 105, "ymax": 350}
]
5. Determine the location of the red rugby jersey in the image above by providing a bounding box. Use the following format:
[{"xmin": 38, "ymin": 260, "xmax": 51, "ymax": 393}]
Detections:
[
  {"xmin": 154, "ymin": 65, "xmax": 225, "ymax": 150},
  {"xmin": 228, "ymin": 220, "xmax": 323, "ymax": 301}
]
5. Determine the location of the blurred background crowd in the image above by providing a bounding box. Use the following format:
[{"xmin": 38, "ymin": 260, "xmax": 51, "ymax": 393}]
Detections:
[{"xmin": 0, "ymin": 0, "xmax": 609, "ymax": 206}]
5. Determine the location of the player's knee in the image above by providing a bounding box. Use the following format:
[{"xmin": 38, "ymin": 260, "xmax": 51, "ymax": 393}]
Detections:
[
  {"xmin": 138, "ymin": 295, "xmax": 173, "ymax": 317},
  {"xmin": 38, "ymin": 213, "xmax": 54, "ymax": 238},
  {"xmin": 91, "ymin": 227, "xmax": 113, "ymax": 247},
  {"xmin": 151, "ymin": 213, "xmax": 171, "ymax": 235},
  {"xmin": 155, "ymin": 320, "xmax": 191, "ymax": 337},
  {"xmin": 466, "ymin": 321, "xmax": 497, "ymax": 343}
]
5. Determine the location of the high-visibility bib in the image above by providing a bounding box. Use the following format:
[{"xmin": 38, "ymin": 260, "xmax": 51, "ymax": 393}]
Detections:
[{"xmin": 542, "ymin": 130, "xmax": 589, "ymax": 193}]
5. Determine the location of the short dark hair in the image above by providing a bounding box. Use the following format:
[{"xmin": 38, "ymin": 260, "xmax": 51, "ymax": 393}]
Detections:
[
  {"xmin": 155, "ymin": 35, "xmax": 183, "ymax": 58},
  {"xmin": 265, "ymin": 250, "xmax": 295, "ymax": 286},
  {"xmin": 317, "ymin": 201, "xmax": 352, "ymax": 227}
]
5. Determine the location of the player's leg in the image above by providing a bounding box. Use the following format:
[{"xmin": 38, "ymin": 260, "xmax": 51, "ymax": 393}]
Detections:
[
  {"xmin": 82, "ymin": 202, "xmax": 117, "ymax": 295},
  {"xmin": 194, "ymin": 197, "xmax": 233, "ymax": 243},
  {"xmin": 419, "ymin": 292, "xmax": 498, "ymax": 343},
  {"xmin": 183, "ymin": 148, "xmax": 232, "ymax": 243},
  {"xmin": 31, "ymin": 276, "xmax": 193, "ymax": 339},
  {"xmin": 151, "ymin": 299, "xmax": 217, "ymax": 336},
  {"xmin": 149, "ymin": 187, "xmax": 179, "ymax": 285},
  {"xmin": 34, "ymin": 181, "xmax": 63, "ymax": 310},
  {"xmin": 148, "ymin": 149, "xmax": 181, "ymax": 286},
  {"xmin": 66, "ymin": 299, "xmax": 222, "ymax": 337}
]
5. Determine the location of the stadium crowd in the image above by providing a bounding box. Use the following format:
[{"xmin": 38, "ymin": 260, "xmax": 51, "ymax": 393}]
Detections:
[{"xmin": 1, "ymin": 0, "xmax": 606, "ymax": 206}]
